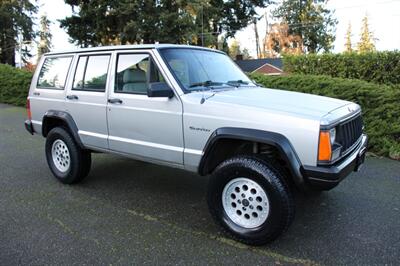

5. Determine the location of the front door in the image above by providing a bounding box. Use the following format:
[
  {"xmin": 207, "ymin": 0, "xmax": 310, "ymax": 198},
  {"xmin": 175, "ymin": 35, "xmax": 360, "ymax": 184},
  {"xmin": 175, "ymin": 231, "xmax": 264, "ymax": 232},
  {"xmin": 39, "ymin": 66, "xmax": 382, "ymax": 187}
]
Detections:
[
  {"xmin": 65, "ymin": 53, "xmax": 112, "ymax": 149},
  {"xmin": 107, "ymin": 51, "xmax": 184, "ymax": 165}
]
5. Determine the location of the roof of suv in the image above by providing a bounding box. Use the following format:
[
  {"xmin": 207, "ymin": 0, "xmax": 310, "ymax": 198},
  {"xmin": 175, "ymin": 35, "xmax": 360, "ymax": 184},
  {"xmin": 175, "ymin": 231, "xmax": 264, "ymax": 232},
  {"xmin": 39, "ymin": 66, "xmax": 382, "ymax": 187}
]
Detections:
[{"xmin": 45, "ymin": 44, "xmax": 221, "ymax": 56}]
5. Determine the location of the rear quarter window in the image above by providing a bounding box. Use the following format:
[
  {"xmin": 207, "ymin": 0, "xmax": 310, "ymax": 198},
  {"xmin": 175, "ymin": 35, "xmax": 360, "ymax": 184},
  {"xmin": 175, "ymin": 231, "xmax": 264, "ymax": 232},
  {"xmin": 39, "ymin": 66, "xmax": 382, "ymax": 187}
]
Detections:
[{"xmin": 37, "ymin": 56, "xmax": 73, "ymax": 89}]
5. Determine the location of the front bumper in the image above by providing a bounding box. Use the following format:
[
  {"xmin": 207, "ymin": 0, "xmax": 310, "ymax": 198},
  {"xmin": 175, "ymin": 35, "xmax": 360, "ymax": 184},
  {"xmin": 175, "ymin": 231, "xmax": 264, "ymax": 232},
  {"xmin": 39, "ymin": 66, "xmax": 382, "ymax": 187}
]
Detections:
[
  {"xmin": 302, "ymin": 134, "xmax": 368, "ymax": 190},
  {"xmin": 24, "ymin": 120, "xmax": 34, "ymax": 135}
]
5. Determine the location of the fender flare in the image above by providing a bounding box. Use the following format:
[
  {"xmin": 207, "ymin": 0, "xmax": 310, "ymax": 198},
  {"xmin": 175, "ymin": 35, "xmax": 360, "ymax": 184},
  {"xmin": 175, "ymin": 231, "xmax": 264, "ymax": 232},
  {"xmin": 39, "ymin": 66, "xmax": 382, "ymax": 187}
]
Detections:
[
  {"xmin": 42, "ymin": 110, "xmax": 84, "ymax": 148},
  {"xmin": 198, "ymin": 127, "xmax": 306, "ymax": 188}
]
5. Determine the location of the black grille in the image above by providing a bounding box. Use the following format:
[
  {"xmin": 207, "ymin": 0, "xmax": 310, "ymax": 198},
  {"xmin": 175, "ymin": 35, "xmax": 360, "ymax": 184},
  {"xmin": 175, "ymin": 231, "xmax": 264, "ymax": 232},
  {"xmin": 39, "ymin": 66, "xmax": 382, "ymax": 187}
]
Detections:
[{"xmin": 336, "ymin": 115, "xmax": 363, "ymax": 153}]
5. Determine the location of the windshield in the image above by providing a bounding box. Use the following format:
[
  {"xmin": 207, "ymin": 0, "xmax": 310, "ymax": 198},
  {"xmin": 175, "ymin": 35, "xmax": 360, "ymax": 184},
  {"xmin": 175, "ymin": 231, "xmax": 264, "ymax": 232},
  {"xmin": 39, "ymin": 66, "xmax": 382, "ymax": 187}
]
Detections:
[{"xmin": 159, "ymin": 48, "xmax": 254, "ymax": 92}]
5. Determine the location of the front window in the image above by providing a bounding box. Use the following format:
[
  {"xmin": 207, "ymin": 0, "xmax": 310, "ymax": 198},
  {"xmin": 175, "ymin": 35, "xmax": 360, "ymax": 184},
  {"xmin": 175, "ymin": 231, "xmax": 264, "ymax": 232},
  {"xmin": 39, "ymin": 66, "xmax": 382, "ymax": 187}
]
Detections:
[
  {"xmin": 159, "ymin": 48, "xmax": 254, "ymax": 92},
  {"xmin": 115, "ymin": 53, "xmax": 165, "ymax": 95}
]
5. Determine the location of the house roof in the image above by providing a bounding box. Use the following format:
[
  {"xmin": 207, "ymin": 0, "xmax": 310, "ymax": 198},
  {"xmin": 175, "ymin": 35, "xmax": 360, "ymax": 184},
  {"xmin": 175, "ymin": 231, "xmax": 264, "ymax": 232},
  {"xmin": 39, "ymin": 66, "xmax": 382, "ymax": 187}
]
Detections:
[{"xmin": 235, "ymin": 58, "xmax": 283, "ymax": 72}]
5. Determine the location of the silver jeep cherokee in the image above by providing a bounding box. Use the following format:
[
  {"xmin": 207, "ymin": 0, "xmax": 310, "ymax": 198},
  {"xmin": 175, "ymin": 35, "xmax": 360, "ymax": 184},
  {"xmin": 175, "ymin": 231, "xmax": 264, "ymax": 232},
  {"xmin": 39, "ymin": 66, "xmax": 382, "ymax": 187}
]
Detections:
[{"xmin": 25, "ymin": 44, "xmax": 367, "ymax": 245}]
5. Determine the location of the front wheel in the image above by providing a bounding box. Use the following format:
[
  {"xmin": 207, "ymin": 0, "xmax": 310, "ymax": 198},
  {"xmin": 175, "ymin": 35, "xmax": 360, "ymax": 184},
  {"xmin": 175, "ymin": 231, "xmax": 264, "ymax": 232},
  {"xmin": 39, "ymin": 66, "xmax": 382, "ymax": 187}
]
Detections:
[
  {"xmin": 45, "ymin": 127, "xmax": 91, "ymax": 184},
  {"xmin": 207, "ymin": 156, "xmax": 294, "ymax": 245}
]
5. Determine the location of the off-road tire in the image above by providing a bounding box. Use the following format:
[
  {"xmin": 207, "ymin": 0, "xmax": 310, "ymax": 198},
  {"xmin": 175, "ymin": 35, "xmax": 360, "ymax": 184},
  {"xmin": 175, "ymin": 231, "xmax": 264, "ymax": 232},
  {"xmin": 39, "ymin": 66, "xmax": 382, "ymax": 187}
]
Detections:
[
  {"xmin": 45, "ymin": 127, "xmax": 91, "ymax": 184},
  {"xmin": 207, "ymin": 155, "xmax": 295, "ymax": 245}
]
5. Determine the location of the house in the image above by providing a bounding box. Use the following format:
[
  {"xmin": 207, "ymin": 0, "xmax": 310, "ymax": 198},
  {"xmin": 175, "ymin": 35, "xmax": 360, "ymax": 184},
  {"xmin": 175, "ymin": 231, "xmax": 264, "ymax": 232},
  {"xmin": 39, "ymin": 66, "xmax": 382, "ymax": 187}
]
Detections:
[{"xmin": 235, "ymin": 58, "xmax": 283, "ymax": 75}]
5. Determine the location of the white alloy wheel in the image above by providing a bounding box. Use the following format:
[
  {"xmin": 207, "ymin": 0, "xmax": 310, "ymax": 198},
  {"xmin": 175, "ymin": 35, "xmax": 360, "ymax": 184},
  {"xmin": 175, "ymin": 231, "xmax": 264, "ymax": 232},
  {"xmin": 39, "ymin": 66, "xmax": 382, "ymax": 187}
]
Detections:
[
  {"xmin": 222, "ymin": 177, "xmax": 270, "ymax": 228},
  {"xmin": 51, "ymin": 139, "xmax": 70, "ymax": 172}
]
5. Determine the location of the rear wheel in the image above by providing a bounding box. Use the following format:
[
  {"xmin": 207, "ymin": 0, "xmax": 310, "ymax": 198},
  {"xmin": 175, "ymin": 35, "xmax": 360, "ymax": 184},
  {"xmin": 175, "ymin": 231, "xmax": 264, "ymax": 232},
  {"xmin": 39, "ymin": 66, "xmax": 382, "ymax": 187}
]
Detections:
[
  {"xmin": 45, "ymin": 127, "xmax": 91, "ymax": 184},
  {"xmin": 207, "ymin": 155, "xmax": 294, "ymax": 245}
]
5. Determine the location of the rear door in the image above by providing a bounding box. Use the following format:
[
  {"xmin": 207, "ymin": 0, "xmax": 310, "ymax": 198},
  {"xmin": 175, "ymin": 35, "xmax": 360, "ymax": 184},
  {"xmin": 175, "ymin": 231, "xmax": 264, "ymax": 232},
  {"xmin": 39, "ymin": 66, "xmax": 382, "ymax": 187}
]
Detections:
[
  {"xmin": 30, "ymin": 55, "xmax": 74, "ymax": 133},
  {"xmin": 64, "ymin": 53, "xmax": 112, "ymax": 149},
  {"xmin": 107, "ymin": 50, "xmax": 184, "ymax": 165}
]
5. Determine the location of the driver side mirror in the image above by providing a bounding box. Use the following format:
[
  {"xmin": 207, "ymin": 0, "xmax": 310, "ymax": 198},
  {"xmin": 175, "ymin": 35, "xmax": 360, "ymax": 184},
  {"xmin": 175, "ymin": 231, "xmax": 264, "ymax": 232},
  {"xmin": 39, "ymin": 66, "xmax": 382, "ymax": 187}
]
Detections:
[{"xmin": 148, "ymin": 82, "xmax": 174, "ymax": 98}]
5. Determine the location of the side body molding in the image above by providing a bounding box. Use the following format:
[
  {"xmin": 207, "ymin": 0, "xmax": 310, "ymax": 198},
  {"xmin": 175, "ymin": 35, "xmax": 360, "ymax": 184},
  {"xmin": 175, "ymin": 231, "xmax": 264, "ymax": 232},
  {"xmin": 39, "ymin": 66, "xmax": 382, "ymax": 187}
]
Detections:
[
  {"xmin": 198, "ymin": 127, "xmax": 305, "ymax": 187},
  {"xmin": 42, "ymin": 110, "xmax": 84, "ymax": 148}
]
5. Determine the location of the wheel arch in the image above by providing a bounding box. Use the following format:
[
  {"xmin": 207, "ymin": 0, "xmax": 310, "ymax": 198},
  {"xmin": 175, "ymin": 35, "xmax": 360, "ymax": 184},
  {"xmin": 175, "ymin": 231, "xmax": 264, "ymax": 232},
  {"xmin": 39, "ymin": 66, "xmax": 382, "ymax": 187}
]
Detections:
[
  {"xmin": 42, "ymin": 110, "xmax": 84, "ymax": 149},
  {"xmin": 198, "ymin": 127, "xmax": 305, "ymax": 188}
]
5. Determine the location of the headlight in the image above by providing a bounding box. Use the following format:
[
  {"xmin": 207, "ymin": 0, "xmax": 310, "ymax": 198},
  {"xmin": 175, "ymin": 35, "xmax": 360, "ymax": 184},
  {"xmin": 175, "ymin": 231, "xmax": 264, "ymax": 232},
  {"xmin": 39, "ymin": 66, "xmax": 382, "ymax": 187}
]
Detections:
[{"xmin": 329, "ymin": 128, "xmax": 336, "ymax": 145}]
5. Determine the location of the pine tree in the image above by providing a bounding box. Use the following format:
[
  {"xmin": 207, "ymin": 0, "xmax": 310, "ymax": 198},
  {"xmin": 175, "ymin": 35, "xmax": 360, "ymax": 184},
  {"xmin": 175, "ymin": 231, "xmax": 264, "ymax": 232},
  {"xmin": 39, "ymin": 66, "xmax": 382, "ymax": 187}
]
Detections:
[
  {"xmin": 229, "ymin": 39, "xmax": 241, "ymax": 59},
  {"xmin": 217, "ymin": 35, "xmax": 230, "ymax": 54},
  {"xmin": 344, "ymin": 22, "xmax": 352, "ymax": 53},
  {"xmin": 357, "ymin": 15, "xmax": 376, "ymax": 53},
  {"xmin": 0, "ymin": 0, "xmax": 37, "ymax": 66},
  {"xmin": 38, "ymin": 14, "xmax": 52, "ymax": 59},
  {"xmin": 60, "ymin": 0, "xmax": 271, "ymax": 48},
  {"xmin": 273, "ymin": 0, "xmax": 337, "ymax": 53}
]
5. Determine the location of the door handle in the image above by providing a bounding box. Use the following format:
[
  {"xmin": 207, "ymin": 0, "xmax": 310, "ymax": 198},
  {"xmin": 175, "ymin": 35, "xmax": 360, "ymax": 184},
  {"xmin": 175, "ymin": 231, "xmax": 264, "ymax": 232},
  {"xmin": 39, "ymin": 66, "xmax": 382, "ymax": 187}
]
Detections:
[
  {"xmin": 108, "ymin": 98, "xmax": 123, "ymax": 104},
  {"xmin": 33, "ymin": 92, "xmax": 40, "ymax": 96},
  {"xmin": 66, "ymin": 95, "xmax": 79, "ymax": 100}
]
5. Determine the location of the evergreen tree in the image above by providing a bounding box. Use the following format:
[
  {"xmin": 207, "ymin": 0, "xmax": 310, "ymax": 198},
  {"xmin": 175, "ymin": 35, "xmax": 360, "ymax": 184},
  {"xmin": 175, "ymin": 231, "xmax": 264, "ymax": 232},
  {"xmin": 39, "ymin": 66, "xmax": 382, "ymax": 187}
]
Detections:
[
  {"xmin": 344, "ymin": 22, "xmax": 352, "ymax": 53},
  {"xmin": 273, "ymin": 0, "xmax": 337, "ymax": 53},
  {"xmin": 229, "ymin": 39, "xmax": 241, "ymax": 59},
  {"xmin": 357, "ymin": 15, "xmax": 376, "ymax": 53},
  {"xmin": 60, "ymin": 0, "xmax": 271, "ymax": 48},
  {"xmin": 60, "ymin": 0, "xmax": 195, "ymax": 46},
  {"xmin": 217, "ymin": 35, "xmax": 230, "ymax": 54},
  {"xmin": 60, "ymin": 0, "xmax": 121, "ymax": 47},
  {"xmin": 38, "ymin": 14, "xmax": 53, "ymax": 59},
  {"xmin": 241, "ymin": 48, "xmax": 251, "ymax": 59},
  {"xmin": 189, "ymin": 0, "xmax": 272, "ymax": 48},
  {"xmin": 228, "ymin": 39, "xmax": 252, "ymax": 59},
  {"xmin": 0, "ymin": 0, "xmax": 37, "ymax": 66}
]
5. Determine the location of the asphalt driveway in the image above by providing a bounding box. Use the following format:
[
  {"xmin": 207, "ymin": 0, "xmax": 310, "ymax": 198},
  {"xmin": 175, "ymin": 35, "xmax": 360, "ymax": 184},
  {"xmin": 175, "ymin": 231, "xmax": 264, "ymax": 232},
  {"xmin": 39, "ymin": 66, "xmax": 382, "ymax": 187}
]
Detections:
[{"xmin": 0, "ymin": 103, "xmax": 399, "ymax": 265}]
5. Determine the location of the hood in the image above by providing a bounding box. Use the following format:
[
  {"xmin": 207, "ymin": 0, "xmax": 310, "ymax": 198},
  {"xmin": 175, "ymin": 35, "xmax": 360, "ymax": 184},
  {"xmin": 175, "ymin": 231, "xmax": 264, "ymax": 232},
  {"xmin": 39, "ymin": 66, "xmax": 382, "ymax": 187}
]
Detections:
[{"xmin": 195, "ymin": 87, "xmax": 352, "ymax": 120}]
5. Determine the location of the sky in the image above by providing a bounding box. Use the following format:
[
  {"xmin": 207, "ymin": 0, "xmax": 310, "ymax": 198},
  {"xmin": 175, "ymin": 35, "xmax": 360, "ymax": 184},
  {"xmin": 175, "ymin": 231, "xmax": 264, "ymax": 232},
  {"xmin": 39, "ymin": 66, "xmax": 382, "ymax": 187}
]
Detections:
[{"xmin": 33, "ymin": 0, "xmax": 400, "ymax": 59}]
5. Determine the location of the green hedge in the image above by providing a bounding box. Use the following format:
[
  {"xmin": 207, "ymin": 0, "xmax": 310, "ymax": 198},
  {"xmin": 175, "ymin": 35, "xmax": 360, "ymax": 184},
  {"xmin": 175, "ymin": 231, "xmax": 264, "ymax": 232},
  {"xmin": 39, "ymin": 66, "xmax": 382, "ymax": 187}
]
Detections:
[
  {"xmin": 283, "ymin": 51, "xmax": 400, "ymax": 85},
  {"xmin": 251, "ymin": 73, "xmax": 400, "ymax": 160},
  {"xmin": 0, "ymin": 64, "xmax": 33, "ymax": 106}
]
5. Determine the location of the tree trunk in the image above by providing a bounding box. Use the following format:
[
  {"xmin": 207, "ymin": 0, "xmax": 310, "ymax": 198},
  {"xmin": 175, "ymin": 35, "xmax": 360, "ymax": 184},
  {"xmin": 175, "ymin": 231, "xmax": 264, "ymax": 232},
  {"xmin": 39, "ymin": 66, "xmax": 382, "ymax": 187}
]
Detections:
[{"xmin": 0, "ymin": 38, "xmax": 16, "ymax": 66}]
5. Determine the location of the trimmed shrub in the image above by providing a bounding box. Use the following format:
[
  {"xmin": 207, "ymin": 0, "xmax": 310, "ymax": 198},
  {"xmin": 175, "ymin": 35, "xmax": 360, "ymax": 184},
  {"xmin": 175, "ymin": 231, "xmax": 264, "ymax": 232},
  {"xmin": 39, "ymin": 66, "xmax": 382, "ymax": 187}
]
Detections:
[
  {"xmin": 251, "ymin": 73, "xmax": 400, "ymax": 160},
  {"xmin": 283, "ymin": 51, "xmax": 400, "ymax": 85},
  {"xmin": 0, "ymin": 64, "xmax": 33, "ymax": 106}
]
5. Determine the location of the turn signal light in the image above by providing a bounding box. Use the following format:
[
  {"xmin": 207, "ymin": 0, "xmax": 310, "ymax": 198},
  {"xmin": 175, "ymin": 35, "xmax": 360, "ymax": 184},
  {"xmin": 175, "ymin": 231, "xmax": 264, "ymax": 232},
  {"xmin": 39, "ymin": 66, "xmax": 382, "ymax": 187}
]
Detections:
[{"xmin": 318, "ymin": 131, "xmax": 332, "ymax": 161}]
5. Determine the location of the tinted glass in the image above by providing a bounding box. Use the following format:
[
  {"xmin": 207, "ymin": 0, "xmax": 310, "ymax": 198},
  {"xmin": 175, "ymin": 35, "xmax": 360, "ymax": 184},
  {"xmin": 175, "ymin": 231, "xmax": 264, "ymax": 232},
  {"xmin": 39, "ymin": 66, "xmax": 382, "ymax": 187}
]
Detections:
[
  {"xmin": 73, "ymin": 56, "xmax": 87, "ymax": 89},
  {"xmin": 115, "ymin": 54, "xmax": 165, "ymax": 95},
  {"xmin": 160, "ymin": 49, "xmax": 253, "ymax": 91},
  {"xmin": 37, "ymin": 57, "xmax": 72, "ymax": 89},
  {"xmin": 73, "ymin": 55, "xmax": 110, "ymax": 92}
]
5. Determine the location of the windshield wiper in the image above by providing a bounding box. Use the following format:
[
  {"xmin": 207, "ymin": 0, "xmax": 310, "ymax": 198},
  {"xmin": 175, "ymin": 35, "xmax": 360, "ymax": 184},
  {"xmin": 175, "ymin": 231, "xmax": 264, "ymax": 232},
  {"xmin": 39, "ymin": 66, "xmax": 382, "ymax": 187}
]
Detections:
[
  {"xmin": 226, "ymin": 80, "xmax": 250, "ymax": 87},
  {"xmin": 189, "ymin": 80, "xmax": 223, "ymax": 88},
  {"xmin": 189, "ymin": 80, "xmax": 236, "ymax": 104}
]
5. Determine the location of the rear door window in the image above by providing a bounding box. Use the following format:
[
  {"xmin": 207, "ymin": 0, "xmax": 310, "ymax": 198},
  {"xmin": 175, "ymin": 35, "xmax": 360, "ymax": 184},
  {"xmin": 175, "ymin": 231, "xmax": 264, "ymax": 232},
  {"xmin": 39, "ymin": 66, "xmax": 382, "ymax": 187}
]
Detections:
[
  {"xmin": 73, "ymin": 55, "xmax": 111, "ymax": 92},
  {"xmin": 37, "ymin": 56, "xmax": 73, "ymax": 89}
]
